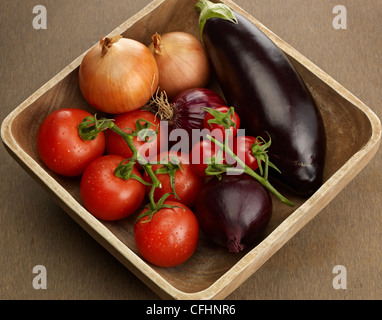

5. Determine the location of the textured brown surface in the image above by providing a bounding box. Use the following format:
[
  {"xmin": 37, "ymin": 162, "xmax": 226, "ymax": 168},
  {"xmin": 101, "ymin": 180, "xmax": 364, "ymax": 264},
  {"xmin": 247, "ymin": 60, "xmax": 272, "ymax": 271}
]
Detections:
[{"xmin": 0, "ymin": 0, "xmax": 381, "ymax": 300}]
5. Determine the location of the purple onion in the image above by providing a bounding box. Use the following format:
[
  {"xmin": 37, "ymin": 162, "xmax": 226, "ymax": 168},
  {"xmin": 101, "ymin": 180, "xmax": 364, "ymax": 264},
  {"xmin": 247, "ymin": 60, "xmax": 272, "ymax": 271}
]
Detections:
[
  {"xmin": 170, "ymin": 88, "xmax": 225, "ymax": 130},
  {"xmin": 195, "ymin": 174, "xmax": 273, "ymax": 253},
  {"xmin": 146, "ymin": 88, "xmax": 226, "ymax": 149}
]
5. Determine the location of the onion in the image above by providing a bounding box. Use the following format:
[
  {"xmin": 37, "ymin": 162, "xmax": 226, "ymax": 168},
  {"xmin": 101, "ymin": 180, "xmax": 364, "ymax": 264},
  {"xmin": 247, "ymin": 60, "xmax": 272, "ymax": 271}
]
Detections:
[
  {"xmin": 195, "ymin": 174, "xmax": 273, "ymax": 253},
  {"xmin": 144, "ymin": 88, "xmax": 226, "ymax": 148},
  {"xmin": 148, "ymin": 32, "xmax": 210, "ymax": 99},
  {"xmin": 79, "ymin": 35, "xmax": 159, "ymax": 114}
]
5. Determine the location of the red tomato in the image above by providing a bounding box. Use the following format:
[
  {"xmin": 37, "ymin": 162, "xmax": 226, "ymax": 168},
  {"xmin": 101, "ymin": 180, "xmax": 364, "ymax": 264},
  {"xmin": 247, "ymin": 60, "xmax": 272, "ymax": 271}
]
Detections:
[
  {"xmin": 134, "ymin": 201, "xmax": 199, "ymax": 267},
  {"xmin": 37, "ymin": 108, "xmax": 105, "ymax": 177},
  {"xmin": 203, "ymin": 106, "xmax": 240, "ymax": 141},
  {"xmin": 106, "ymin": 110, "xmax": 165, "ymax": 164},
  {"xmin": 143, "ymin": 151, "xmax": 204, "ymax": 207},
  {"xmin": 189, "ymin": 139, "xmax": 224, "ymax": 177},
  {"xmin": 232, "ymin": 136, "xmax": 261, "ymax": 171},
  {"xmin": 80, "ymin": 155, "xmax": 145, "ymax": 221}
]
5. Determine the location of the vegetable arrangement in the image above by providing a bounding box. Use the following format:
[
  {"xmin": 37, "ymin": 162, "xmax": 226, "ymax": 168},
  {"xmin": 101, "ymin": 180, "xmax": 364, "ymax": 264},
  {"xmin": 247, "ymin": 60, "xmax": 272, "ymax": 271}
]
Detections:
[{"xmin": 36, "ymin": 0, "xmax": 326, "ymax": 266}]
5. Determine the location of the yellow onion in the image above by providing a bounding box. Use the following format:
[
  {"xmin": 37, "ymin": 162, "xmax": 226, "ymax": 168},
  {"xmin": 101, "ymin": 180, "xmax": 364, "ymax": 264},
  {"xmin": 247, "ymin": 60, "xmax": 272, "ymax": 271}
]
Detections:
[
  {"xmin": 148, "ymin": 32, "xmax": 210, "ymax": 99},
  {"xmin": 79, "ymin": 35, "xmax": 159, "ymax": 114}
]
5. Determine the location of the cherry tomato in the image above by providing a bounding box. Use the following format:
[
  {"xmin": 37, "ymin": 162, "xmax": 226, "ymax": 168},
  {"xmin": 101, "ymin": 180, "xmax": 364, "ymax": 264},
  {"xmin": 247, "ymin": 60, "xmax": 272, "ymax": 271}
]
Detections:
[
  {"xmin": 203, "ymin": 106, "xmax": 240, "ymax": 141},
  {"xmin": 232, "ymin": 136, "xmax": 261, "ymax": 171},
  {"xmin": 134, "ymin": 201, "xmax": 199, "ymax": 267},
  {"xmin": 80, "ymin": 155, "xmax": 145, "ymax": 221},
  {"xmin": 143, "ymin": 151, "xmax": 204, "ymax": 207},
  {"xmin": 189, "ymin": 139, "xmax": 224, "ymax": 177},
  {"xmin": 106, "ymin": 110, "xmax": 165, "ymax": 164},
  {"xmin": 37, "ymin": 108, "xmax": 106, "ymax": 177}
]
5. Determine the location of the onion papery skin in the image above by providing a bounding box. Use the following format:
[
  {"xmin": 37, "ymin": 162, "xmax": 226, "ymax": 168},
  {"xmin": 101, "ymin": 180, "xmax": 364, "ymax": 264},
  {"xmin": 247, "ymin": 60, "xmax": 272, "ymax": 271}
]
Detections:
[
  {"xmin": 167, "ymin": 88, "xmax": 226, "ymax": 149},
  {"xmin": 79, "ymin": 37, "xmax": 159, "ymax": 114},
  {"xmin": 149, "ymin": 32, "xmax": 211, "ymax": 99},
  {"xmin": 195, "ymin": 174, "xmax": 273, "ymax": 253}
]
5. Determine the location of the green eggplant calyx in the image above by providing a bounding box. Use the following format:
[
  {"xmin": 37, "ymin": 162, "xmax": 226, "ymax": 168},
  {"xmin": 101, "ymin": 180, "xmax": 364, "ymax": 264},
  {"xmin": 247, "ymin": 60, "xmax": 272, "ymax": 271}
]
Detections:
[{"xmin": 195, "ymin": 0, "xmax": 238, "ymax": 40}]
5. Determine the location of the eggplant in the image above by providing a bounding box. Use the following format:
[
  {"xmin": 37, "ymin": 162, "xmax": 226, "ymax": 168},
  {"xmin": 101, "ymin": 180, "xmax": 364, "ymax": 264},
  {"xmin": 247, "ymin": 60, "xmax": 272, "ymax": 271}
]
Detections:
[
  {"xmin": 195, "ymin": 0, "xmax": 326, "ymax": 196},
  {"xmin": 195, "ymin": 174, "xmax": 272, "ymax": 253}
]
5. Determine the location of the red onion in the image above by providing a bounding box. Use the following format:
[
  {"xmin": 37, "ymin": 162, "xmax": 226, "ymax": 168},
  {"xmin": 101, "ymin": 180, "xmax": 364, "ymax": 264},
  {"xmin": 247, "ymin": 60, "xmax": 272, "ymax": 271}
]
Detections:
[
  {"xmin": 145, "ymin": 88, "xmax": 226, "ymax": 148},
  {"xmin": 195, "ymin": 174, "xmax": 273, "ymax": 253}
]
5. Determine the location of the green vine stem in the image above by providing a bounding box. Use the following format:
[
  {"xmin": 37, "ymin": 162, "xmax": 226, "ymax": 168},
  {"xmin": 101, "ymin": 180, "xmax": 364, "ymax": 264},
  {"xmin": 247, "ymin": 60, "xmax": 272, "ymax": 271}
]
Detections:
[
  {"xmin": 78, "ymin": 114, "xmax": 294, "ymax": 210},
  {"xmin": 78, "ymin": 116, "xmax": 179, "ymax": 219}
]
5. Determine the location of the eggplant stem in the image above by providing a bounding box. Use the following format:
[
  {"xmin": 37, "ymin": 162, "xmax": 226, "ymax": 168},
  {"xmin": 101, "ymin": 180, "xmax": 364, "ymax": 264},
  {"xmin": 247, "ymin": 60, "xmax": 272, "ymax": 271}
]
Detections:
[
  {"xmin": 207, "ymin": 135, "xmax": 295, "ymax": 207},
  {"xmin": 195, "ymin": 0, "xmax": 238, "ymax": 40}
]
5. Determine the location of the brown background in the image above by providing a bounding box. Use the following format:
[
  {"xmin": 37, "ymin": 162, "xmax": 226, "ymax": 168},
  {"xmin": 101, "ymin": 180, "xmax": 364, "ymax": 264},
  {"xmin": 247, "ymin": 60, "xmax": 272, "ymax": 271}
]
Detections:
[{"xmin": 1, "ymin": 0, "xmax": 381, "ymax": 300}]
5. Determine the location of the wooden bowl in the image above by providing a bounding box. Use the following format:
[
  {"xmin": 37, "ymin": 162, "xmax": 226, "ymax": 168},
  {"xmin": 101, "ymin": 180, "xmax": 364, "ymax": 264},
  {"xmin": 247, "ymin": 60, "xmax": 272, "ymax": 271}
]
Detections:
[{"xmin": 1, "ymin": 0, "xmax": 381, "ymax": 299}]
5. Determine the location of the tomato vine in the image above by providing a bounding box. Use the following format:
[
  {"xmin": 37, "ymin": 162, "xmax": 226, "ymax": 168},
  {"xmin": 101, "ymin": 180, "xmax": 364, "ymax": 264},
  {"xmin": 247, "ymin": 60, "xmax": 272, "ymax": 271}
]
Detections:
[{"xmin": 78, "ymin": 115, "xmax": 183, "ymax": 220}]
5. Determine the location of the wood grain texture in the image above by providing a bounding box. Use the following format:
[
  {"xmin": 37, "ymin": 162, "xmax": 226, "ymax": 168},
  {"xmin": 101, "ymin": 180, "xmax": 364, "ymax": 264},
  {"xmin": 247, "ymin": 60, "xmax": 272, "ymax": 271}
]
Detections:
[{"xmin": 1, "ymin": 0, "xmax": 381, "ymax": 300}]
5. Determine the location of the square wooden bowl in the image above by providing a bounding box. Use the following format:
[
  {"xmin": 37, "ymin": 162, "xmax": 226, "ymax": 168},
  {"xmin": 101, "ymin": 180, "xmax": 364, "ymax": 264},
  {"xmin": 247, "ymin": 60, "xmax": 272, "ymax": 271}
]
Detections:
[{"xmin": 1, "ymin": 0, "xmax": 381, "ymax": 299}]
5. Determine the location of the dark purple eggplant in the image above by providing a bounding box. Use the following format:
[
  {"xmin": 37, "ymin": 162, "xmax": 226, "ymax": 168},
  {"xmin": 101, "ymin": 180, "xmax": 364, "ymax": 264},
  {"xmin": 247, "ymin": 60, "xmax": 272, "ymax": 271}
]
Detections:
[
  {"xmin": 195, "ymin": 0, "xmax": 326, "ymax": 196},
  {"xmin": 195, "ymin": 174, "xmax": 272, "ymax": 253}
]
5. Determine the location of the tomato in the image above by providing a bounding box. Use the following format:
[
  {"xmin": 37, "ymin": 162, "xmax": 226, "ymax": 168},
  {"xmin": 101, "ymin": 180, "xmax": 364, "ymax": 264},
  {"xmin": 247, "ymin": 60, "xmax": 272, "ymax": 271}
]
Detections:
[
  {"xmin": 105, "ymin": 110, "xmax": 165, "ymax": 164},
  {"xmin": 80, "ymin": 155, "xmax": 145, "ymax": 221},
  {"xmin": 37, "ymin": 108, "xmax": 105, "ymax": 177},
  {"xmin": 232, "ymin": 136, "xmax": 261, "ymax": 171},
  {"xmin": 189, "ymin": 139, "xmax": 224, "ymax": 177},
  {"xmin": 143, "ymin": 151, "xmax": 204, "ymax": 207},
  {"xmin": 203, "ymin": 106, "xmax": 240, "ymax": 141},
  {"xmin": 134, "ymin": 201, "xmax": 199, "ymax": 267}
]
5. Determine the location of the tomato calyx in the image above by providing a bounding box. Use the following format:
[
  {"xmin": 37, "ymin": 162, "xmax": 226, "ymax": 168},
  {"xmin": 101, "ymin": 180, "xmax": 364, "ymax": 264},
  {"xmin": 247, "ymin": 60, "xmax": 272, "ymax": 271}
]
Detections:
[
  {"xmin": 152, "ymin": 156, "xmax": 183, "ymax": 200},
  {"xmin": 134, "ymin": 118, "xmax": 159, "ymax": 143},
  {"xmin": 137, "ymin": 193, "xmax": 185, "ymax": 223},
  {"xmin": 250, "ymin": 132, "xmax": 280, "ymax": 180},
  {"xmin": 114, "ymin": 159, "xmax": 151, "ymax": 185},
  {"xmin": 204, "ymin": 148, "xmax": 232, "ymax": 179},
  {"xmin": 78, "ymin": 115, "xmax": 113, "ymax": 141},
  {"xmin": 203, "ymin": 106, "xmax": 237, "ymax": 131}
]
